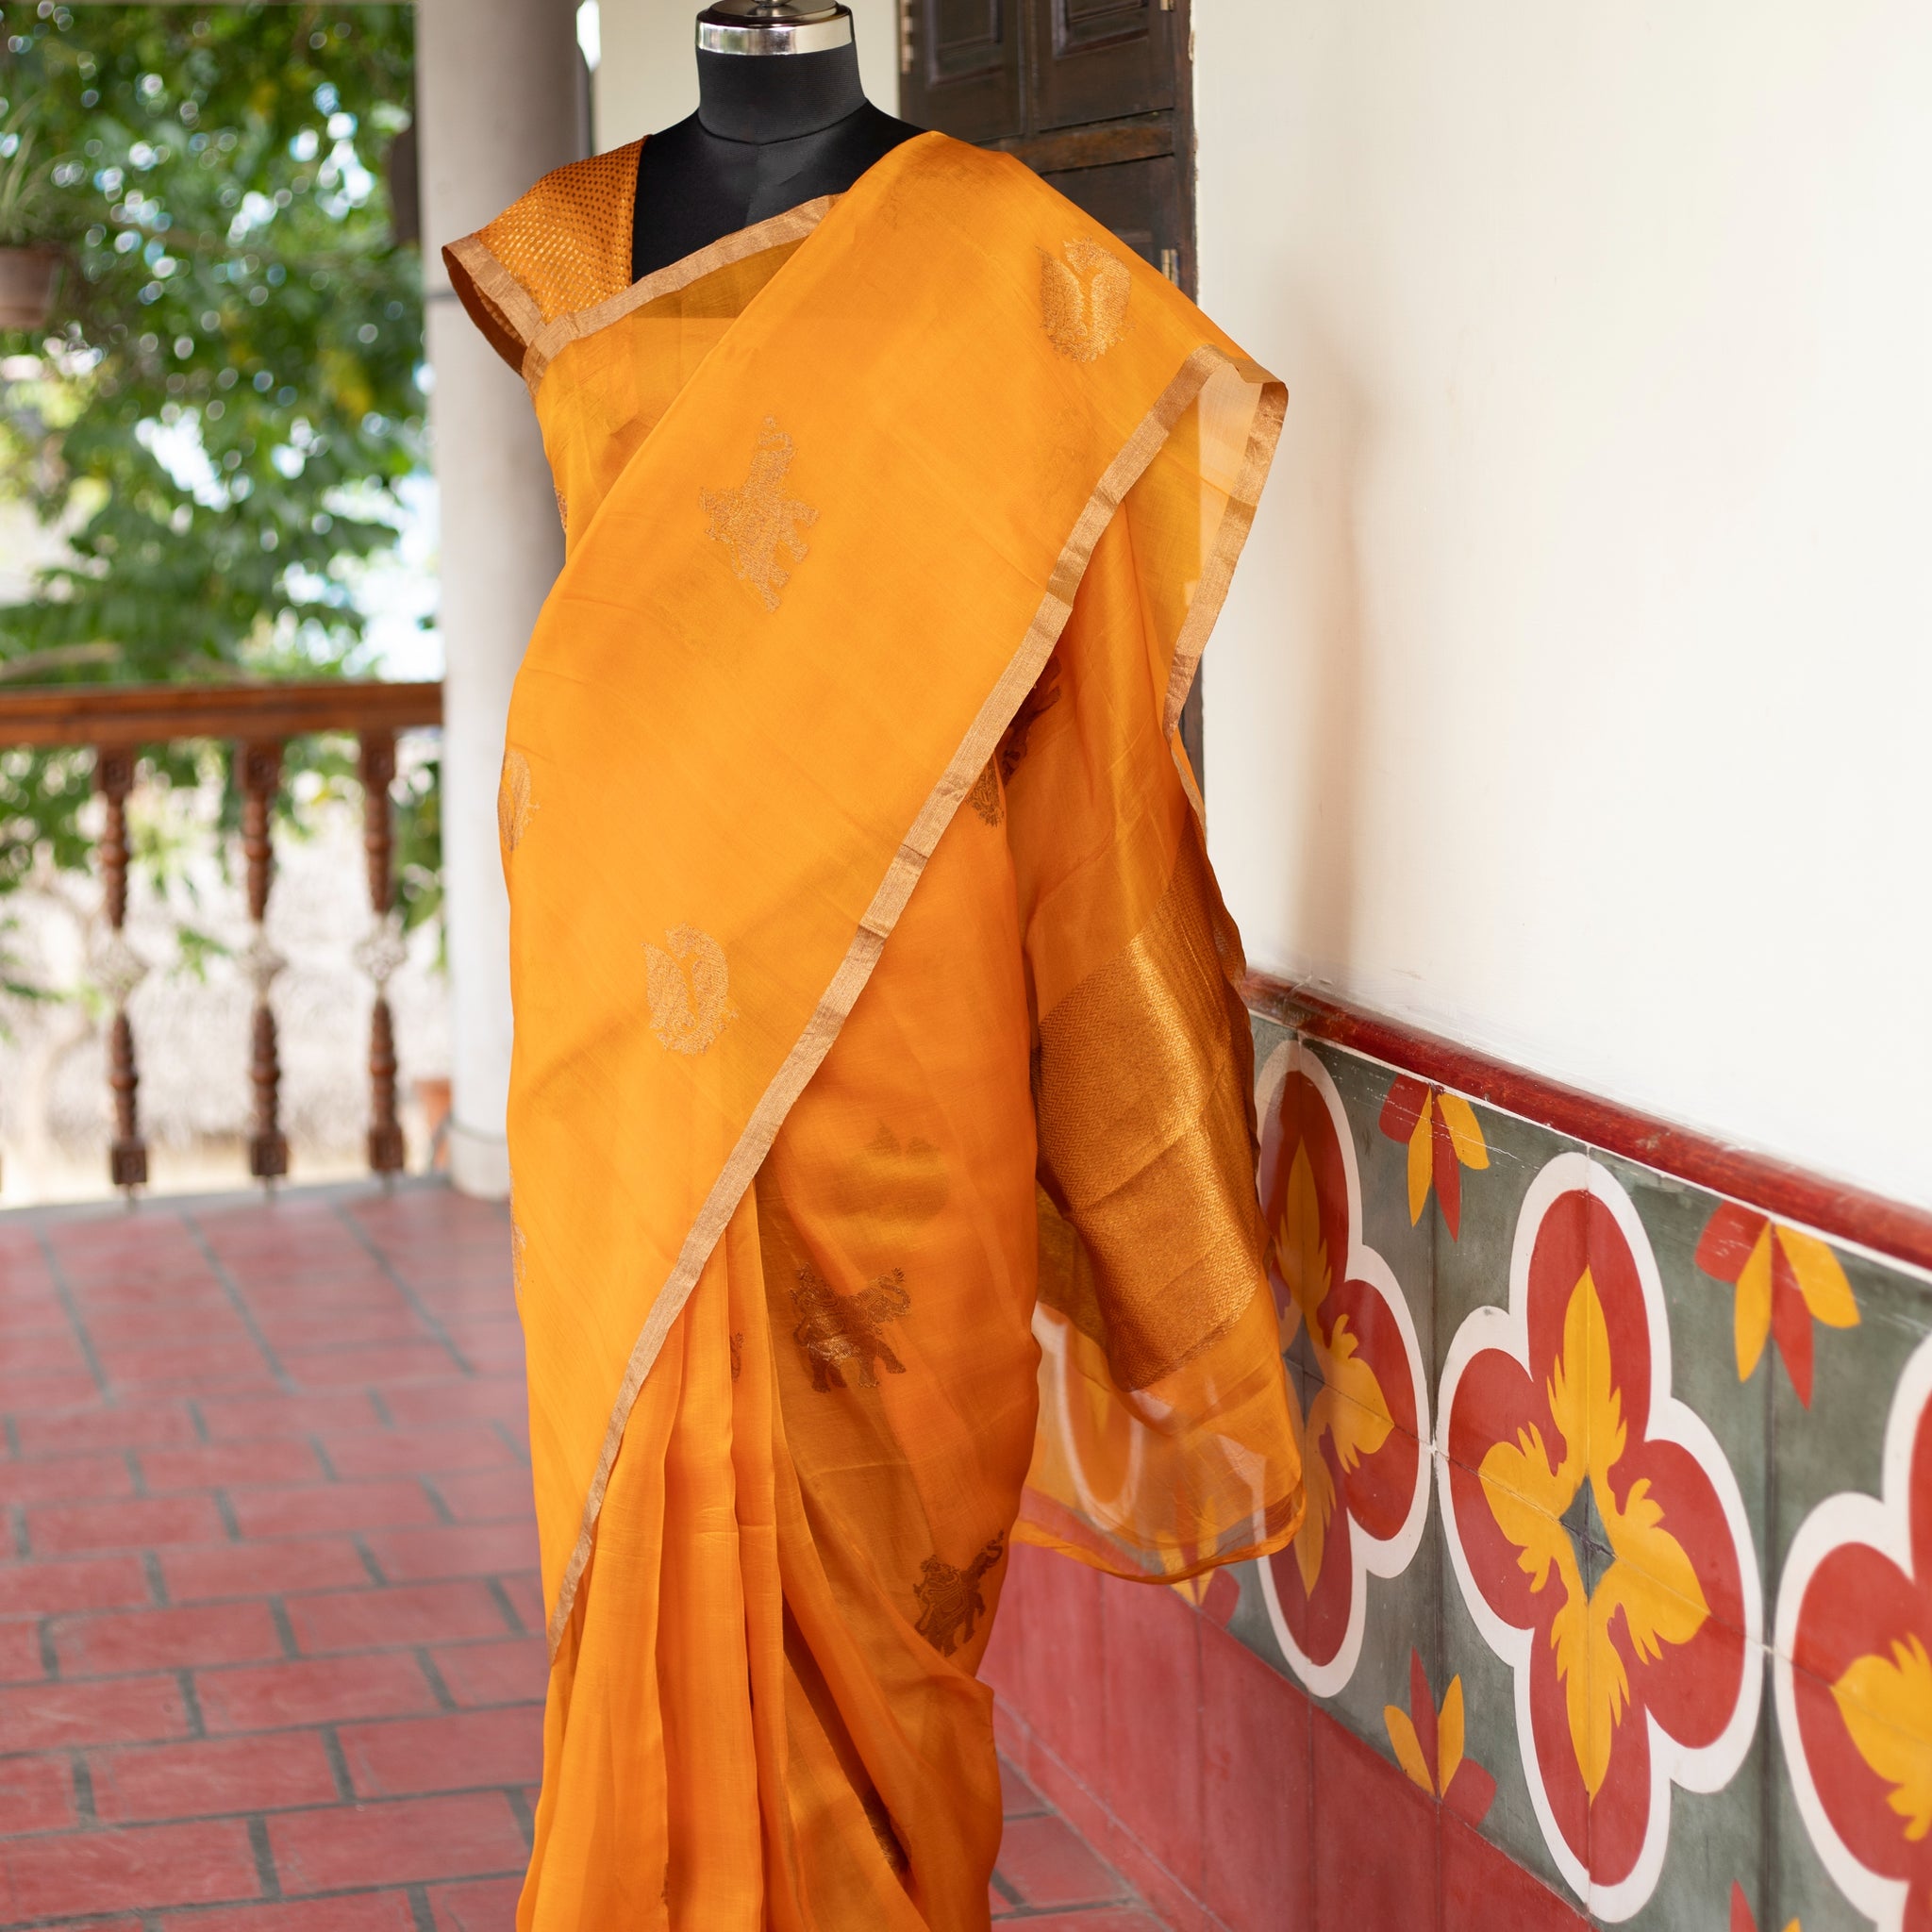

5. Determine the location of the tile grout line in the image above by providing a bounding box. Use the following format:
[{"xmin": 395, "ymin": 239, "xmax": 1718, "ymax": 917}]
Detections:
[
  {"xmin": 177, "ymin": 1212, "xmax": 294, "ymax": 1392},
  {"xmin": 31, "ymin": 1225, "xmax": 112, "ymax": 1402},
  {"xmin": 329, "ymin": 1198, "xmax": 476, "ymax": 1377}
]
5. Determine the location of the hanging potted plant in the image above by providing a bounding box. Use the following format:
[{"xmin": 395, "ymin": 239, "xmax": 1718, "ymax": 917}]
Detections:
[{"xmin": 0, "ymin": 99, "xmax": 60, "ymax": 331}]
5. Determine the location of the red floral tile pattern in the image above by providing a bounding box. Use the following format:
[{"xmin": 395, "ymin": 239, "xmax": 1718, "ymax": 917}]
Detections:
[
  {"xmin": 1777, "ymin": 1334, "xmax": 1932, "ymax": 1932},
  {"xmin": 1378, "ymin": 1074, "xmax": 1491, "ymax": 1238},
  {"xmin": 1696, "ymin": 1201, "xmax": 1858, "ymax": 1407},
  {"xmin": 1253, "ymin": 1041, "xmax": 1431, "ymax": 1696},
  {"xmin": 1439, "ymin": 1153, "xmax": 1761, "ymax": 1920}
]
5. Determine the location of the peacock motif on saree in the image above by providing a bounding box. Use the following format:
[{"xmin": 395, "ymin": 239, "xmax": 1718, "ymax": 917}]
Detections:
[
  {"xmin": 914, "ymin": 1532, "xmax": 1006, "ymax": 1657},
  {"xmin": 701, "ymin": 416, "xmax": 820, "ymax": 611},
  {"xmin": 791, "ymin": 1266, "xmax": 910, "ymax": 1391}
]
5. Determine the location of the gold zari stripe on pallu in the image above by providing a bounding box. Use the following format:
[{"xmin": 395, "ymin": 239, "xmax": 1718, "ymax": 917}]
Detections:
[{"xmin": 1033, "ymin": 824, "xmax": 1267, "ymax": 1391}]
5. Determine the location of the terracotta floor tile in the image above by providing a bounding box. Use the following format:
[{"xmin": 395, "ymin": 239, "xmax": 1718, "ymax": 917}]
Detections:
[
  {"xmin": 337, "ymin": 1704, "xmax": 543, "ymax": 1798},
  {"xmin": 225, "ymin": 1476, "xmax": 441, "ymax": 1539},
  {"xmin": 317, "ymin": 1422, "xmax": 521, "ymax": 1478},
  {"xmin": 26, "ymin": 1492, "xmax": 227, "ymax": 1555},
  {"xmin": 268, "ymin": 1790, "xmax": 529, "ymax": 1890},
  {"xmin": 0, "ymin": 1817, "xmax": 261, "ymax": 1914},
  {"xmin": 0, "ymin": 1613, "xmax": 47, "ymax": 1684},
  {"xmin": 91, "ymin": 1728, "xmax": 343, "ymax": 1824},
  {"xmin": 50, "ymin": 1598, "xmax": 284, "ymax": 1677},
  {"xmin": 0, "ymin": 1673, "xmax": 192, "ymax": 1750},
  {"xmin": 158, "ymin": 1897, "xmax": 422, "ymax": 1932},
  {"xmin": 195, "ymin": 1651, "xmax": 441, "ymax": 1732},
  {"xmin": 426, "ymin": 1635, "xmax": 548, "ymax": 1708},
  {"xmin": 137, "ymin": 1437, "xmax": 328, "ymax": 1491},
  {"xmin": 1, "ymin": 1451, "xmax": 139, "ymax": 1505},
  {"xmin": 0, "ymin": 1753, "xmax": 78, "ymax": 1834},
  {"xmin": 0, "ymin": 1186, "xmax": 1167, "ymax": 1927},
  {"xmin": 156, "ymin": 1535, "xmax": 374, "ymax": 1604},
  {"xmin": 285, "ymin": 1577, "xmax": 516, "ymax": 1655},
  {"xmin": 0, "ymin": 1552, "xmax": 154, "ymax": 1616},
  {"xmin": 425, "ymin": 1875, "xmax": 525, "ymax": 1930},
  {"xmin": 995, "ymin": 1810, "xmax": 1134, "ymax": 1910},
  {"xmin": 360, "ymin": 1520, "xmax": 538, "ymax": 1584}
]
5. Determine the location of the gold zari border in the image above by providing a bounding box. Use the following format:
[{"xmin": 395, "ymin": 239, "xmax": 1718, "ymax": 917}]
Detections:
[
  {"xmin": 543, "ymin": 341, "xmax": 1287, "ymax": 1654},
  {"xmin": 520, "ymin": 197, "xmax": 837, "ymax": 397}
]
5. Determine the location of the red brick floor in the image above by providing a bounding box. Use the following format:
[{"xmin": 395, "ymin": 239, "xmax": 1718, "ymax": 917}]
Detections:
[{"xmin": 0, "ymin": 1182, "xmax": 1160, "ymax": 1928}]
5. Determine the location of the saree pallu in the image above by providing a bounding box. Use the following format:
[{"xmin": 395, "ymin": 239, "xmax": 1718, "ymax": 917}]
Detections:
[{"xmin": 447, "ymin": 130, "xmax": 1303, "ymax": 1929}]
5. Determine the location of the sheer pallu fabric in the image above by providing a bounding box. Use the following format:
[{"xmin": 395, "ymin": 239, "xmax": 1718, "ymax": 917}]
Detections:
[{"xmin": 446, "ymin": 129, "xmax": 1304, "ymax": 1930}]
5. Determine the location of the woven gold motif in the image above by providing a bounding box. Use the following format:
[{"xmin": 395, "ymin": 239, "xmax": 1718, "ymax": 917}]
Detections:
[
  {"xmin": 701, "ymin": 417, "xmax": 819, "ymax": 611},
  {"xmin": 966, "ymin": 758, "xmax": 1004, "ymax": 826},
  {"xmin": 474, "ymin": 142, "xmax": 641, "ymax": 329},
  {"xmin": 497, "ymin": 748, "xmax": 536, "ymax": 855},
  {"xmin": 553, "ymin": 484, "xmax": 568, "ymax": 533},
  {"xmin": 791, "ymin": 1266, "xmax": 909, "ymax": 1391},
  {"xmin": 644, "ymin": 924, "xmax": 736, "ymax": 1056},
  {"xmin": 999, "ymin": 655, "xmax": 1063, "ymax": 781},
  {"xmin": 913, "ymin": 1533, "xmax": 1005, "ymax": 1656},
  {"xmin": 1041, "ymin": 239, "xmax": 1129, "ymax": 362}
]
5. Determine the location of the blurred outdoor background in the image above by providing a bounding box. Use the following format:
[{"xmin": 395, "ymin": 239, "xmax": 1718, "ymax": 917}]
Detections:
[{"xmin": 0, "ymin": 5, "xmax": 448, "ymax": 1204}]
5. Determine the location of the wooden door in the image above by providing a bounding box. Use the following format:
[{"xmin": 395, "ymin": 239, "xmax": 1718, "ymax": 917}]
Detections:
[{"xmin": 896, "ymin": 0, "xmax": 1205, "ymax": 765}]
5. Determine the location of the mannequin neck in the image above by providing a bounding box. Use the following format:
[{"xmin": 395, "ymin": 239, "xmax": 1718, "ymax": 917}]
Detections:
[{"xmin": 694, "ymin": 43, "xmax": 868, "ymax": 143}]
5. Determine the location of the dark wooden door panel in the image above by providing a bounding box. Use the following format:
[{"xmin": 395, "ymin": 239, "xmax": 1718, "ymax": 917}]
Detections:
[
  {"xmin": 901, "ymin": 0, "xmax": 1024, "ymax": 145},
  {"xmin": 1038, "ymin": 153, "xmax": 1181, "ymax": 275},
  {"xmin": 1030, "ymin": 0, "xmax": 1174, "ymax": 133}
]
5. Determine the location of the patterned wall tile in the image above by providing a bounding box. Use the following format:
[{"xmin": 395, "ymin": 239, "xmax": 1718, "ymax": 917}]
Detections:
[{"xmin": 1225, "ymin": 1017, "xmax": 1932, "ymax": 1932}]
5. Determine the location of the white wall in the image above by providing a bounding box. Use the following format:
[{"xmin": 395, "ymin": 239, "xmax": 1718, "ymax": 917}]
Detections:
[
  {"xmin": 1197, "ymin": 3, "xmax": 1932, "ymax": 1209},
  {"xmin": 593, "ymin": 0, "xmax": 899, "ymax": 147}
]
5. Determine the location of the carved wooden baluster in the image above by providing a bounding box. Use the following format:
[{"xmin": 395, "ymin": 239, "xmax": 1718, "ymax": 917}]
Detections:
[
  {"xmin": 93, "ymin": 745, "xmax": 147, "ymax": 1192},
  {"xmin": 238, "ymin": 740, "xmax": 288, "ymax": 1183},
  {"xmin": 357, "ymin": 729, "xmax": 406, "ymax": 1176}
]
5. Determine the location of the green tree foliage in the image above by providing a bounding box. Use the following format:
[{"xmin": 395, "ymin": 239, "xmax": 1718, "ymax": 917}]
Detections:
[{"xmin": 0, "ymin": 4, "xmax": 438, "ymax": 938}]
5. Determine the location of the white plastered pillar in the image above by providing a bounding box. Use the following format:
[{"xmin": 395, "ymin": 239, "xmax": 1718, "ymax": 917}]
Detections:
[{"xmin": 416, "ymin": 0, "xmax": 581, "ymax": 1197}]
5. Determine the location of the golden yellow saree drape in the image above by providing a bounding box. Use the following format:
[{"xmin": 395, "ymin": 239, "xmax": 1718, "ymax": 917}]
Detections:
[{"xmin": 447, "ymin": 129, "xmax": 1302, "ymax": 1929}]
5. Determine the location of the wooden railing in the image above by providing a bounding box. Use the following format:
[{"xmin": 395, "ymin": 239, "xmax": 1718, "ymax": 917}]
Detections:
[{"xmin": 0, "ymin": 679, "xmax": 442, "ymax": 1194}]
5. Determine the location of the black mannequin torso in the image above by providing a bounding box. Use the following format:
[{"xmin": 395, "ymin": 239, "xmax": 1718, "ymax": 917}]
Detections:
[{"xmin": 631, "ymin": 44, "xmax": 924, "ymax": 281}]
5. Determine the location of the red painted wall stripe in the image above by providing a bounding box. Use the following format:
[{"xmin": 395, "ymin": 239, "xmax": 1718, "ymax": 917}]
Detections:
[{"xmin": 1245, "ymin": 973, "xmax": 1932, "ymax": 1277}]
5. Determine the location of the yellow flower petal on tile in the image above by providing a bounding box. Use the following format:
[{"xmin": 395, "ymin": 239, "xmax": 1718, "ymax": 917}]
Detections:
[
  {"xmin": 1290, "ymin": 1386, "xmax": 1335, "ymax": 1600},
  {"xmin": 1407, "ymin": 1094, "xmax": 1434, "ymax": 1224},
  {"xmin": 1437, "ymin": 1091, "xmax": 1490, "ymax": 1171},
  {"xmin": 1313, "ymin": 1313, "xmax": 1394, "ymax": 1476},
  {"xmin": 1733, "ymin": 1225, "xmax": 1774, "ymax": 1383},
  {"xmin": 1597, "ymin": 1477, "xmax": 1709, "ymax": 1665},
  {"xmin": 1550, "ymin": 1267, "xmax": 1625, "ymax": 1485},
  {"xmin": 1776, "ymin": 1224, "xmax": 1858, "ymax": 1330},
  {"xmin": 1274, "ymin": 1141, "xmax": 1331, "ymax": 1331},
  {"xmin": 1834, "ymin": 1636, "xmax": 1932, "ymax": 1842},
  {"xmin": 1384, "ymin": 1703, "xmax": 1435, "ymax": 1794},
  {"xmin": 1437, "ymin": 1675, "xmax": 1466, "ymax": 1795},
  {"xmin": 1478, "ymin": 1433, "xmax": 1575, "ymax": 1593}
]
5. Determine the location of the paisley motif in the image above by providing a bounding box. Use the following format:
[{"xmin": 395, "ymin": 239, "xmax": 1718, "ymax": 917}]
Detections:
[
  {"xmin": 1041, "ymin": 239, "xmax": 1130, "ymax": 362},
  {"xmin": 643, "ymin": 924, "xmax": 736, "ymax": 1056}
]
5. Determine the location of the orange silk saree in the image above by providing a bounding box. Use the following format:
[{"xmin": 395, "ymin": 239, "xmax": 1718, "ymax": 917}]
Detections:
[{"xmin": 446, "ymin": 130, "xmax": 1303, "ymax": 1929}]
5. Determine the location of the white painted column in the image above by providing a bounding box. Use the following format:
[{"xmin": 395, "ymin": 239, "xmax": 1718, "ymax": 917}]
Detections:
[{"xmin": 416, "ymin": 0, "xmax": 582, "ymax": 1197}]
